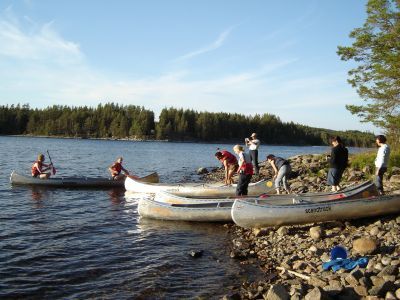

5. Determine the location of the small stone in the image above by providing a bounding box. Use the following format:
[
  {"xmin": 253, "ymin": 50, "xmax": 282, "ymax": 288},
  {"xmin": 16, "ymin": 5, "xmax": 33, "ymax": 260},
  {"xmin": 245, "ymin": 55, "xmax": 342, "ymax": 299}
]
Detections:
[
  {"xmin": 378, "ymin": 265, "xmax": 397, "ymax": 276},
  {"xmin": 395, "ymin": 288, "xmax": 400, "ymax": 299},
  {"xmin": 352, "ymin": 237, "xmax": 378, "ymax": 255},
  {"xmin": 277, "ymin": 226, "xmax": 288, "ymax": 236},
  {"xmin": 263, "ymin": 284, "xmax": 289, "ymax": 300},
  {"xmin": 309, "ymin": 226, "xmax": 323, "ymax": 240},
  {"xmin": 381, "ymin": 256, "xmax": 391, "ymax": 266},
  {"xmin": 196, "ymin": 167, "xmax": 208, "ymax": 175},
  {"xmin": 369, "ymin": 226, "xmax": 380, "ymax": 236},
  {"xmin": 385, "ymin": 291, "xmax": 397, "ymax": 300},
  {"xmin": 354, "ymin": 285, "xmax": 368, "ymax": 296},
  {"xmin": 189, "ymin": 249, "xmax": 203, "ymax": 258},
  {"xmin": 308, "ymin": 245, "xmax": 318, "ymax": 252},
  {"xmin": 304, "ymin": 287, "xmax": 322, "ymax": 300},
  {"xmin": 309, "ymin": 276, "xmax": 327, "ymax": 288}
]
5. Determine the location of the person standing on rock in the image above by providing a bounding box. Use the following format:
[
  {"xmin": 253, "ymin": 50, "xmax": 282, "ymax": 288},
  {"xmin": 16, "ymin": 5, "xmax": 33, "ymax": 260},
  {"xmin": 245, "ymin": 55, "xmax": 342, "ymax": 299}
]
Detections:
[
  {"xmin": 215, "ymin": 150, "xmax": 238, "ymax": 185},
  {"xmin": 267, "ymin": 154, "xmax": 291, "ymax": 194},
  {"xmin": 233, "ymin": 145, "xmax": 253, "ymax": 195},
  {"xmin": 327, "ymin": 136, "xmax": 349, "ymax": 192},
  {"xmin": 245, "ymin": 133, "xmax": 260, "ymax": 176},
  {"xmin": 375, "ymin": 135, "xmax": 390, "ymax": 195}
]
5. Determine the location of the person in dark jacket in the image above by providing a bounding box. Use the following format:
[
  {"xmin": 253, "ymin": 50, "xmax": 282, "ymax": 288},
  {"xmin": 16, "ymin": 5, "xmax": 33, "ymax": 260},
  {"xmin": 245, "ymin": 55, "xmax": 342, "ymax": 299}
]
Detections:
[{"xmin": 327, "ymin": 136, "xmax": 348, "ymax": 192}]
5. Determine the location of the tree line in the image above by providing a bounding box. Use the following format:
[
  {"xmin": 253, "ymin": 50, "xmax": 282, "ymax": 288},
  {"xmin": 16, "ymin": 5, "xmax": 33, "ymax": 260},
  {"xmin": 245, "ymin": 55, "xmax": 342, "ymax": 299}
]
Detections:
[{"xmin": 0, "ymin": 103, "xmax": 374, "ymax": 147}]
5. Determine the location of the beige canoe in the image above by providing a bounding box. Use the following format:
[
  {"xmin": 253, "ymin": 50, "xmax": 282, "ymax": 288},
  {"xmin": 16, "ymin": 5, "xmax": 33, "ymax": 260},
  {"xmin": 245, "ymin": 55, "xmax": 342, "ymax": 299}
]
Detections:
[
  {"xmin": 125, "ymin": 176, "xmax": 275, "ymax": 196},
  {"xmin": 154, "ymin": 180, "xmax": 377, "ymax": 204},
  {"xmin": 231, "ymin": 194, "xmax": 400, "ymax": 228},
  {"xmin": 138, "ymin": 181, "xmax": 378, "ymax": 222}
]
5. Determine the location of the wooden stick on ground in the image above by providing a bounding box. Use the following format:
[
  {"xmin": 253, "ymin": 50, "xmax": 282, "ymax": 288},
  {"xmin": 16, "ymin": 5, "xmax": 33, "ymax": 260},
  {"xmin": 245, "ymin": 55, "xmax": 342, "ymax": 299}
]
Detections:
[{"xmin": 276, "ymin": 266, "xmax": 311, "ymax": 281}]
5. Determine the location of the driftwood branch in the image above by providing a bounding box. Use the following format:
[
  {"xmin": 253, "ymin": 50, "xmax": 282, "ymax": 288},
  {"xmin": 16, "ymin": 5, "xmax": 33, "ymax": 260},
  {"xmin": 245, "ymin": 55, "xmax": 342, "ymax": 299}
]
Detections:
[{"xmin": 276, "ymin": 266, "xmax": 310, "ymax": 281}]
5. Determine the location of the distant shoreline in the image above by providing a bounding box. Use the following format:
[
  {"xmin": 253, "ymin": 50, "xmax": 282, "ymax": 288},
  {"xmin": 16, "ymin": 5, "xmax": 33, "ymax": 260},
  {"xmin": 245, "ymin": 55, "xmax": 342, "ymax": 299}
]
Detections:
[{"xmin": 2, "ymin": 134, "xmax": 332, "ymax": 147}]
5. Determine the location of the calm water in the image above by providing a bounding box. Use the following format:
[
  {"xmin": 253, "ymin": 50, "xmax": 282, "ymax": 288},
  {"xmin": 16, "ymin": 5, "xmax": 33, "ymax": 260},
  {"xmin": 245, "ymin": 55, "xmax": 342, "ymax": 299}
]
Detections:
[{"xmin": 0, "ymin": 136, "xmax": 368, "ymax": 299}]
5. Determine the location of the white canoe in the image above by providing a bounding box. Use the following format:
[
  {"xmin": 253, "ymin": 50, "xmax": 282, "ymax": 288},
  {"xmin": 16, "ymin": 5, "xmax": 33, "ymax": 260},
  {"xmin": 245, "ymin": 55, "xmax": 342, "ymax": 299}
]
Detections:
[
  {"xmin": 10, "ymin": 171, "xmax": 159, "ymax": 188},
  {"xmin": 231, "ymin": 194, "xmax": 400, "ymax": 228},
  {"xmin": 138, "ymin": 181, "xmax": 378, "ymax": 222},
  {"xmin": 154, "ymin": 180, "xmax": 377, "ymax": 204},
  {"xmin": 125, "ymin": 176, "xmax": 275, "ymax": 196},
  {"xmin": 138, "ymin": 198, "xmax": 233, "ymax": 222}
]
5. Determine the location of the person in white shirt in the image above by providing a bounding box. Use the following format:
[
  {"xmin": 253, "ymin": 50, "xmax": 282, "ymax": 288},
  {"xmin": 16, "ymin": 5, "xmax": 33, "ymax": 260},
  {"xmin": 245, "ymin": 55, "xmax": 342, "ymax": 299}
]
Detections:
[
  {"xmin": 374, "ymin": 135, "xmax": 390, "ymax": 195},
  {"xmin": 245, "ymin": 133, "xmax": 260, "ymax": 175}
]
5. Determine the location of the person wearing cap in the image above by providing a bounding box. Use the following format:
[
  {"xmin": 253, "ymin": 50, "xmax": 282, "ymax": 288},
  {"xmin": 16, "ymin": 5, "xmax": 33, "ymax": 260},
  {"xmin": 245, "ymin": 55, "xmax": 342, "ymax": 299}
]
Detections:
[
  {"xmin": 109, "ymin": 157, "xmax": 130, "ymax": 180},
  {"xmin": 31, "ymin": 153, "xmax": 53, "ymax": 179},
  {"xmin": 245, "ymin": 132, "xmax": 260, "ymax": 175},
  {"xmin": 215, "ymin": 150, "xmax": 238, "ymax": 185},
  {"xmin": 267, "ymin": 154, "xmax": 291, "ymax": 194},
  {"xmin": 233, "ymin": 145, "xmax": 254, "ymax": 195},
  {"xmin": 374, "ymin": 135, "xmax": 390, "ymax": 195}
]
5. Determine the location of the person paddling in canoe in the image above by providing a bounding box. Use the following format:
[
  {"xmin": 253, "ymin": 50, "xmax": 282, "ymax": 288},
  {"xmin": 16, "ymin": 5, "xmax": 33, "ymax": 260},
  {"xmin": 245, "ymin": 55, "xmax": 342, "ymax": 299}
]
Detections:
[
  {"xmin": 31, "ymin": 153, "xmax": 53, "ymax": 179},
  {"xmin": 215, "ymin": 150, "xmax": 239, "ymax": 185},
  {"xmin": 109, "ymin": 157, "xmax": 130, "ymax": 180}
]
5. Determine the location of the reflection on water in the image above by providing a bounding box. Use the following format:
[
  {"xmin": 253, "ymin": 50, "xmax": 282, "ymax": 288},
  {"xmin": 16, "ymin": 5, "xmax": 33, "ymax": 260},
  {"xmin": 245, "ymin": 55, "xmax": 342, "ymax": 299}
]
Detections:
[
  {"xmin": 0, "ymin": 136, "xmax": 369, "ymax": 298},
  {"xmin": 107, "ymin": 188, "xmax": 125, "ymax": 204}
]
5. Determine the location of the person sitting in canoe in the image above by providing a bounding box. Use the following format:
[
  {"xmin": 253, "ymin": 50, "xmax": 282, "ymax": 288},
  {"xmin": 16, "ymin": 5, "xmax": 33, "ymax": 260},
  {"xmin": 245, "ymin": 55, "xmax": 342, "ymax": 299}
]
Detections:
[
  {"xmin": 31, "ymin": 153, "xmax": 53, "ymax": 179},
  {"xmin": 215, "ymin": 150, "xmax": 239, "ymax": 185},
  {"xmin": 109, "ymin": 157, "xmax": 130, "ymax": 180},
  {"xmin": 267, "ymin": 154, "xmax": 291, "ymax": 194}
]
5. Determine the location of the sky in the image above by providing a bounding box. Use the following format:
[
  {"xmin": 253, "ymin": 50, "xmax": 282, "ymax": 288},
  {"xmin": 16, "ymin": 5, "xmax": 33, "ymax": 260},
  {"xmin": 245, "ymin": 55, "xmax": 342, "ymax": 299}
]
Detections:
[{"xmin": 0, "ymin": 0, "xmax": 379, "ymax": 133}]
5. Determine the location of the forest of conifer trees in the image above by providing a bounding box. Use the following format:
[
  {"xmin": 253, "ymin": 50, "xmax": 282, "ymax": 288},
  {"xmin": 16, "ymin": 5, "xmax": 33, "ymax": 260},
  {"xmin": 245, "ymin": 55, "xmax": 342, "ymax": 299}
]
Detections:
[{"xmin": 0, "ymin": 103, "xmax": 375, "ymax": 147}]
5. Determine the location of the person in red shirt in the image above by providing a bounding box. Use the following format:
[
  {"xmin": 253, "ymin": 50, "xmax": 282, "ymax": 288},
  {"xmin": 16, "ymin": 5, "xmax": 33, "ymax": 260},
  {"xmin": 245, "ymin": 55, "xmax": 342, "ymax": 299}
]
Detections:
[
  {"xmin": 31, "ymin": 154, "xmax": 52, "ymax": 179},
  {"xmin": 109, "ymin": 157, "xmax": 130, "ymax": 180},
  {"xmin": 215, "ymin": 150, "xmax": 238, "ymax": 184}
]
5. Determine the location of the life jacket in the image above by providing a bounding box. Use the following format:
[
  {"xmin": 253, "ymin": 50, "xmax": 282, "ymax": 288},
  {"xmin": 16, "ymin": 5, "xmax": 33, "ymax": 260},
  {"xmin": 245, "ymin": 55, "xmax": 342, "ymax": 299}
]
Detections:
[
  {"xmin": 111, "ymin": 162, "xmax": 122, "ymax": 175},
  {"xmin": 31, "ymin": 160, "xmax": 42, "ymax": 177},
  {"xmin": 220, "ymin": 150, "xmax": 238, "ymax": 165},
  {"xmin": 239, "ymin": 152, "xmax": 254, "ymax": 175}
]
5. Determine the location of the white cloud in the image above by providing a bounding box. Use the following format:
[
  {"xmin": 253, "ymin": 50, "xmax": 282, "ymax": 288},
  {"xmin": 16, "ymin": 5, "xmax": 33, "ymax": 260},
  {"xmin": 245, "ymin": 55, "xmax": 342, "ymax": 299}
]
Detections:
[
  {"xmin": 0, "ymin": 11, "xmax": 82, "ymax": 63},
  {"xmin": 174, "ymin": 27, "xmax": 233, "ymax": 62},
  {"xmin": 0, "ymin": 10, "xmax": 376, "ymax": 132}
]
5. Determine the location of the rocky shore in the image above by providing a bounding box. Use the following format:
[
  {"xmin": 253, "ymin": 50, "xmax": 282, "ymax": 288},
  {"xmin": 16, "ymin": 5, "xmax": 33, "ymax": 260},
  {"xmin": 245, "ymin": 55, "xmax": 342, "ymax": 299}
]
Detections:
[{"xmin": 202, "ymin": 154, "xmax": 400, "ymax": 299}]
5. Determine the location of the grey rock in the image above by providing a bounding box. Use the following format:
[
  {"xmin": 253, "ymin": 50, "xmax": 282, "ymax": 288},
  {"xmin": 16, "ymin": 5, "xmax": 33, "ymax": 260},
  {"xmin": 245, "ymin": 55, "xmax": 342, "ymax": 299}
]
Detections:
[
  {"xmin": 309, "ymin": 226, "xmax": 323, "ymax": 240},
  {"xmin": 263, "ymin": 284, "xmax": 289, "ymax": 300},
  {"xmin": 304, "ymin": 287, "xmax": 323, "ymax": 300}
]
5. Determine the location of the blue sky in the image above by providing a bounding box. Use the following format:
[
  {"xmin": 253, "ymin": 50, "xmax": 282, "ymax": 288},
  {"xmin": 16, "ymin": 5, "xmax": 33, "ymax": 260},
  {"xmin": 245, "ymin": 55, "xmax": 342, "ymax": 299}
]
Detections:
[{"xmin": 0, "ymin": 0, "xmax": 379, "ymax": 132}]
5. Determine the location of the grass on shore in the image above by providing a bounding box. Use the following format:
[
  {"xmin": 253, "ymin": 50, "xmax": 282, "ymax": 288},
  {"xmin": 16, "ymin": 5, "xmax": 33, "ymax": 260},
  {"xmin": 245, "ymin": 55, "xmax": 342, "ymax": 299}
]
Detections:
[{"xmin": 350, "ymin": 149, "xmax": 400, "ymax": 176}]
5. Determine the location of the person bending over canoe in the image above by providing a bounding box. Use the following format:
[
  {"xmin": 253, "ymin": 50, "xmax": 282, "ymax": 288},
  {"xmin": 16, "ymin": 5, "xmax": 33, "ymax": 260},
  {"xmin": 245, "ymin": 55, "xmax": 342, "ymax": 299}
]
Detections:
[
  {"xmin": 267, "ymin": 154, "xmax": 291, "ymax": 194},
  {"xmin": 215, "ymin": 150, "xmax": 239, "ymax": 185},
  {"xmin": 233, "ymin": 145, "xmax": 253, "ymax": 196},
  {"xmin": 109, "ymin": 157, "xmax": 130, "ymax": 180},
  {"xmin": 31, "ymin": 153, "xmax": 53, "ymax": 179}
]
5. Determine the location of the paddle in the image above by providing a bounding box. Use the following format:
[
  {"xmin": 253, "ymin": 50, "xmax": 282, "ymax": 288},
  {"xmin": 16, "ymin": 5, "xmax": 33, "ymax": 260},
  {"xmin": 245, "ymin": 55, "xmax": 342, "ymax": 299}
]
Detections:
[{"xmin": 46, "ymin": 150, "xmax": 57, "ymax": 175}]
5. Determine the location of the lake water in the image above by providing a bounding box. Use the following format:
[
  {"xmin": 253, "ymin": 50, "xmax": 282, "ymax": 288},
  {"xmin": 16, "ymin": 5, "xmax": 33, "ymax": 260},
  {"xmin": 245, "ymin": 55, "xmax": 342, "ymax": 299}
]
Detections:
[{"xmin": 0, "ymin": 136, "xmax": 368, "ymax": 299}]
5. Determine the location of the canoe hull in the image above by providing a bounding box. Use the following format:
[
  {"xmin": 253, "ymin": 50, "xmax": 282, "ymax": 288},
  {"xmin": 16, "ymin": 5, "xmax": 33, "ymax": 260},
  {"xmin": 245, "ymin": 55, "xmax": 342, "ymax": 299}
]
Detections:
[
  {"xmin": 138, "ymin": 198, "xmax": 232, "ymax": 222},
  {"xmin": 125, "ymin": 176, "xmax": 275, "ymax": 197},
  {"xmin": 154, "ymin": 181, "xmax": 377, "ymax": 205},
  {"xmin": 231, "ymin": 195, "xmax": 400, "ymax": 228},
  {"xmin": 10, "ymin": 171, "xmax": 159, "ymax": 188}
]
